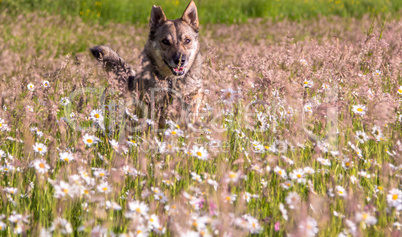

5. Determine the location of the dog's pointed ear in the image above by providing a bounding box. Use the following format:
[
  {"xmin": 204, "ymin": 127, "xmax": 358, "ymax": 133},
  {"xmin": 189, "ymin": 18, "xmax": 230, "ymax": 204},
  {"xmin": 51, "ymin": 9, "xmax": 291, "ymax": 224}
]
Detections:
[
  {"xmin": 150, "ymin": 5, "xmax": 167, "ymax": 29},
  {"xmin": 181, "ymin": 1, "xmax": 199, "ymax": 30}
]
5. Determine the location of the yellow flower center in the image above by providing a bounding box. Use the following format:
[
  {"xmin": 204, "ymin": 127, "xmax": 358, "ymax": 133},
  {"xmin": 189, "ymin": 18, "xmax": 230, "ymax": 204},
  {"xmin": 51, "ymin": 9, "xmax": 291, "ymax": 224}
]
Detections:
[
  {"xmin": 171, "ymin": 130, "xmax": 177, "ymax": 135},
  {"xmin": 102, "ymin": 187, "xmax": 108, "ymax": 191},
  {"xmin": 0, "ymin": 123, "xmax": 2, "ymax": 127},
  {"xmin": 38, "ymin": 148, "xmax": 42, "ymax": 151},
  {"xmin": 229, "ymin": 173, "xmax": 236, "ymax": 178},
  {"xmin": 297, "ymin": 174, "xmax": 301, "ymax": 178},
  {"xmin": 278, "ymin": 171, "xmax": 282, "ymax": 175},
  {"xmin": 136, "ymin": 208, "xmax": 141, "ymax": 213},
  {"xmin": 339, "ymin": 191, "xmax": 343, "ymax": 194},
  {"xmin": 95, "ymin": 114, "xmax": 99, "ymax": 118},
  {"xmin": 398, "ymin": 89, "xmax": 402, "ymax": 94},
  {"xmin": 287, "ymin": 183, "xmax": 291, "ymax": 186},
  {"xmin": 39, "ymin": 163, "xmax": 45, "ymax": 168},
  {"xmin": 193, "ymin": 221, "xmax": 198, "ymax": 227},
  {"xmin": 393, "ymin": 194, "xmax": 398, "ymax": 200},
  {"xmin": 150, "ymin": 218, "xmax": 154, "ymax": 222},
  {"xmin": 304, "ymin": 81, "xmax": 308, "ymax": 84},
  {"xmin": 63, "ymin": 189, "xmax": 68, "ymax": 193},
  {"xmin": 99, "ymin": 173, "xmax": 105, "ymax": 177},
  {"xmin": 86, "ymin": 139, "xmax": 93, "ymax": 143},
  {"xmin": 378, "ymin": 186, "xmax": 383, "ymax": 190},
  {"xmin": 196, "ymin": 152, "xmax": 202, "ymax": 157},
  {"xmin": 64, "ymin": 158, "xmax": 69, "ymax": 161},
  {"xmin": 137, "ymin": 230, "xmax": 142, "ymax": 234},
  {"xmin": 362, "ymin": 213, "xmax": 368, "ymax": 220},
  {"xmin": 345, "ymin": 162, "xmax": 350, "ymax": 166},
  {"xmin": 226, "ymin": 196, "xmax": 231, "ymax": 201},
  {"xmin": 357, "ymin": 108, "xmax": 363, "ymax": 112}
]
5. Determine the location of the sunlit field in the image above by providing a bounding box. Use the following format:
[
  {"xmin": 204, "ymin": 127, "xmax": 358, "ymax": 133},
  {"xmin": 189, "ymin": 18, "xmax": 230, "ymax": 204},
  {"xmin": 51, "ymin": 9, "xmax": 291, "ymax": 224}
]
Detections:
[{"xmin": 0, "ymin": 4, "xmax": 402, "ymax": 237}]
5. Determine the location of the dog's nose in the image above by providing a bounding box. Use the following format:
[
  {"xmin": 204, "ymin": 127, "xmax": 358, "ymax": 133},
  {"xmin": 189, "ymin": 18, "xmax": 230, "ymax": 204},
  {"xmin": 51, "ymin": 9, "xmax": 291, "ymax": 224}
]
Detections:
[{"xmin": 173, "ymin": 53, "xmax": 186, "ymax": 66}]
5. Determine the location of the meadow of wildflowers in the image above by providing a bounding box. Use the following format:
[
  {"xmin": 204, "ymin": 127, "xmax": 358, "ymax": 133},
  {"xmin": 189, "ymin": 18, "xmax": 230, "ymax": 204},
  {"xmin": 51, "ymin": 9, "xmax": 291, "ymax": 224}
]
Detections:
[{"xmin": 0, "ymin": 11, "xmax": 401, "ymax": 236}]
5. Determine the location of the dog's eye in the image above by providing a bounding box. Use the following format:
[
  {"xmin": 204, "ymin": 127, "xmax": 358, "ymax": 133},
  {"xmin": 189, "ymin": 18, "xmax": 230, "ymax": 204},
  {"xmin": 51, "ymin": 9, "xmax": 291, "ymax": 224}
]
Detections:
[
  {"xmin": 161, "ymin": 39, "xmax": 170, "ymax": 46},
  {"xmin": 185, "ymin": 38, "xmax": 191, "ymax": 44}
]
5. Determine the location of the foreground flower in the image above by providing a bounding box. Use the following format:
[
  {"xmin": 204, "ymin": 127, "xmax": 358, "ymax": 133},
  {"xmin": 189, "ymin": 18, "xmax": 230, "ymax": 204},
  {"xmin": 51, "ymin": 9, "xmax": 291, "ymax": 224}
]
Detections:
[
  {"xmin": 128, "ymin": 201, "xmax": 149, "ymax": 217},
  {"xmin": 97, "ymin": 182, "xmax": 112, "ymax": 193},
  {"xmin": 274, "ymin": 166, "xmax": 288, "ymax": 179},
  {"xmin": 303, "ymin": 79, "xmax": 314, "ymax": 88},
  {"xmin": 82, "ymin": 133, "xmax": 99, "ymax": 147},
  {"xmin": 59, "ymin": 151, "xmax": 74, "ymax": 162},
  {"xmin": 90, "ymin": 109, "xmax": 104, "ymax": 123},
  {"xmin": 190, "ymin": 145, "xmax": 209, "ymax": 160},
  {"xmin": 336, "ymin": 185, "xmax": 347, "ymax": 198},
  {"xmin": 43, "ymin": 80, "xmax": 50, "ymax": 88},
  {"xmin": 33, "ymin": 142, "xmax": 47, "ymax": 155},
  {"xmin": 397, "ymin": 86, "xmax": 402, "ymax": 95},
  {"xmin": 0, "ymin": 118, "xmax": 8, "ymax": 132},
  {"xmin": 356, "ymin": 211, "xmax": 377, "ymax": 225},
  {"xmin": 27, "ymin": 83, "xmax": 35, "ymax": 91},
  {"xmin": 299, "ymin": 216, "xmax": 318, "ymax": 236},
  {"xmin": 352, "ymin": 104, "xmax": 367, "ymax": 116},
  {"xmin": 32, "ymin": 159, "xmax": 50, "ymax": 174},
  {"xmin": 387, "ymin": 188, "xmax": 402, "ymax": 209},
  {"xmin": 355, "ymin": 130, "xmax": 369, "ymax": 143},
  {"xmin": 285, "ymin": 192, "xmax": 300, "ymax": 209},
  {"xmin": 290, "ymin": 168, "xmax": 306, "ymax": 184},
  {"xmin": 60, "ymin": 97, "xmax": 70, "ymax": 106}
]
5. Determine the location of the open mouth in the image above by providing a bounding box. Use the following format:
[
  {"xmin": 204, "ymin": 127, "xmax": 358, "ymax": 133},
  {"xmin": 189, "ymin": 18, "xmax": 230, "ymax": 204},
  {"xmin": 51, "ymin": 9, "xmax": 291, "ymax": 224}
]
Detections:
[{"xmin": 164, "ymin": 60, "xmax": 185, "ymax": 76}]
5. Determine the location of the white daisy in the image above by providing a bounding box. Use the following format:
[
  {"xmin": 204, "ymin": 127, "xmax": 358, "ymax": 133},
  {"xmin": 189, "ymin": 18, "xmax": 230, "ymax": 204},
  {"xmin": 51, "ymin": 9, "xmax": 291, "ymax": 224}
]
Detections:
[
  {"xmin": 82, "ymin": 133, "xmax": 99, "ymax": 147},
  {"xmin": 352, "ymin": 104, "xmax": 366, "ymax": 116},
  {"xmin": 59, "ymin": 151, "xmax": 74, "ymax": 162},
  {"xmin": 190, "ymin": 145, "xmax": 209, "ymax": 160},
  {"xmin": 27, "ymin": 83, "xmax": 35, "ymax": 91},
  {"xmin": 33, "ymin": 143, "xmax": 47, "ymax": 155}
]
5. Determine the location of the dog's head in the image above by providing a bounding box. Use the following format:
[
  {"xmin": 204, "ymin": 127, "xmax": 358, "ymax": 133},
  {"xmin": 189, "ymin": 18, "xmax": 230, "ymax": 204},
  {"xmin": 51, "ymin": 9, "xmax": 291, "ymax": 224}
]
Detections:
[{"xmin": 146, "ymin": 1, "xmax": 200, "ymax": 78}]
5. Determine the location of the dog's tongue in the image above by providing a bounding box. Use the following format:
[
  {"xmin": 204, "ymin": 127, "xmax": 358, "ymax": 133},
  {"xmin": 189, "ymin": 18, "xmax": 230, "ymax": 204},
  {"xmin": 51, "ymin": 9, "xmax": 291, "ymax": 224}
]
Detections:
[{"xmin": 174, "ymin": 67, "xmax": 184, "ymax": 72}]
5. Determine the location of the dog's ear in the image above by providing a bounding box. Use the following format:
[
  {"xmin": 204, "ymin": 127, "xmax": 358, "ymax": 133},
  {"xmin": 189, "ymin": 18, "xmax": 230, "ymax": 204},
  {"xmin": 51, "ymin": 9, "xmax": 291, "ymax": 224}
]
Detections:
[
  {"xmin": 181, "ymin": 1, "xmax": 199, "ymax": 30},
  {"xmin": 150, "ymin": 5, "xmax": 167, "ymax": 29}
]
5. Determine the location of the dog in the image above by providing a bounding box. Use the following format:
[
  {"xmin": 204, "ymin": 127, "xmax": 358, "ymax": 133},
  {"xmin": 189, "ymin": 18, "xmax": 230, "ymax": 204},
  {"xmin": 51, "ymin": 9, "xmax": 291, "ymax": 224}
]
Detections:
[{"xmin": 90, "ymin": 1, "xmax": 203, "ymax": 130}]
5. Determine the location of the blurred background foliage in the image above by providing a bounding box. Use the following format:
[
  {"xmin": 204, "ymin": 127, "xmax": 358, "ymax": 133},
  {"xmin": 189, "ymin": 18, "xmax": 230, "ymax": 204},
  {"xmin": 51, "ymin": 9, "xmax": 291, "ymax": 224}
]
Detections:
[{"xmin": 1, "ymin": 0, "xmax": 401, "ymax": 24}]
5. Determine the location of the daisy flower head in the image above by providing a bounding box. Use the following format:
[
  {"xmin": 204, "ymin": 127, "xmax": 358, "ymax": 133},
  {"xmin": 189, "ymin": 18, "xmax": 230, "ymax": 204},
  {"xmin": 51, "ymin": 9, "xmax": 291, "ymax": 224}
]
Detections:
[
  {"xmin": 221, "ymin": 88, "xmax": 236, "ymax": 103},
  {"xmin": 355, "ymin": 130, "xmax": 369, "ymax": 144},
  {"xmin": 387, "ymin": 188, "xmax": 402, "ymax": 208},
  {"xmin": 32, "ymin": 159, "xmax": 50, "ymax": 174},
  {"xmin": 59, "ymin": 151, "xmax": 74, "ymax": 162},
  {"xmin": 285, "ymin": 192, "xmax": 300, "ymax": 209},
  {"xmin": 109, "ymin": 139, "xmax": 119, "ymax": 151},
  {"xmin": 303, "ymin": 79, "xmax": 314, "ymax": 88},
  {"xmin": 274, "ymin": 166, "xmax": 288, "ymax": 179},
  {"xmin": 82, "ymin": 133, "xmax": 99, "ymax": 147},
  {"xmin": 300, "ymin": 59, "xmax": 308, "ymax": 66},
  {"xmin": 4, "ymin": 187, "xmax": 18, "ymax": 195},
  {"xmin": 304, "ymin": 103, "xmax": 313, "ymax": 113},
  {"xmin": 0, "ymin": 118, "xmax": 8, "ymax": 131},
  {"xmin": 336, "ymin": 185, "xmax": 347, "ymax": 198},
  {"xmin": 352, "ymin": 104, "xmax": 367, "ymax": 116},
  {"xmin": 281, "ymin": 180, "xmax": 293, "ymax": 189},
  {"xmin": 355, "ymin": 211, "xmax": 377, "ymax": 225},
  {"xmin": 27, "ymin": 83, "xmax": 35, "ymax": 91},
  {"xmin": 42, "ymin": 80, "xmax": 50, "ymax": 88},
  {"xmin": 226, "ymin": 171, "xmax": 241, "ymax": 183},
  {"xmin": 317, "ymin": 157, "xmax": 331, "ymax": 166},
  {"xmin": 299, "ymin": 216, "xmax": 318, "ymax": 237},
  {"xmin": 90, "ymin": 109, "xmax": 104, "ymax": 123},
  {"xmin": 290, "ymin": 168, "xmax": 306, "ymax": 184},
  {"xmin": 397, "ymin": 86, "xmax": 402, "ymax": 95},
  {"xmin": 97, "ymin": 181, "xmax": 112, "ymax": 193},
  {"xmin": 60, "ymin": 97, "xmax": 70, "ymax": 106},
  {"xmin": 190, "ymin": 145, "xmax": 209, "ymax": 160},
  {"xmin": 128, "ymin": 201, "xmax": 149, "ymax": 217},
  {"xmin": 33, "ymin": 142, "xmax": 47, "ymax": 155},
  {"xmin": 373, "ymin": 70, "xmax": 381, "ymax": 77}
]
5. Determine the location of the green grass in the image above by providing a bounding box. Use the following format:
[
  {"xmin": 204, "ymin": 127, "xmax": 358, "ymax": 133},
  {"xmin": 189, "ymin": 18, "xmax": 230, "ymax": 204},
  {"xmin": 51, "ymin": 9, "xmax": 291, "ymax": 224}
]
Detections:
[{"xmin": 1, "ymin": 0, "xmax": 401, "ymax": 24}]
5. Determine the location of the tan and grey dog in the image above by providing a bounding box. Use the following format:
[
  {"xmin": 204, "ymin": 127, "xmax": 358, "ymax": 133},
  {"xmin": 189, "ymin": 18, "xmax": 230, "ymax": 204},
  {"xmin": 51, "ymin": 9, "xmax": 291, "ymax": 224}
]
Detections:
[{"xmin": 90, "ymin": 1, "xmax": 203, "ymax": 129}]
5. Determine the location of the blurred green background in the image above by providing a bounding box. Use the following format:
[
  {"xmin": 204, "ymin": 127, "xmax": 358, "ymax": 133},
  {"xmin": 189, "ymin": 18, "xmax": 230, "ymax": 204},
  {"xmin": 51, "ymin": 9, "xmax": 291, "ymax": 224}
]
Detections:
[{"xmin": 1, "ymin": 0, "xmax": 401, "ymax": 24}]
